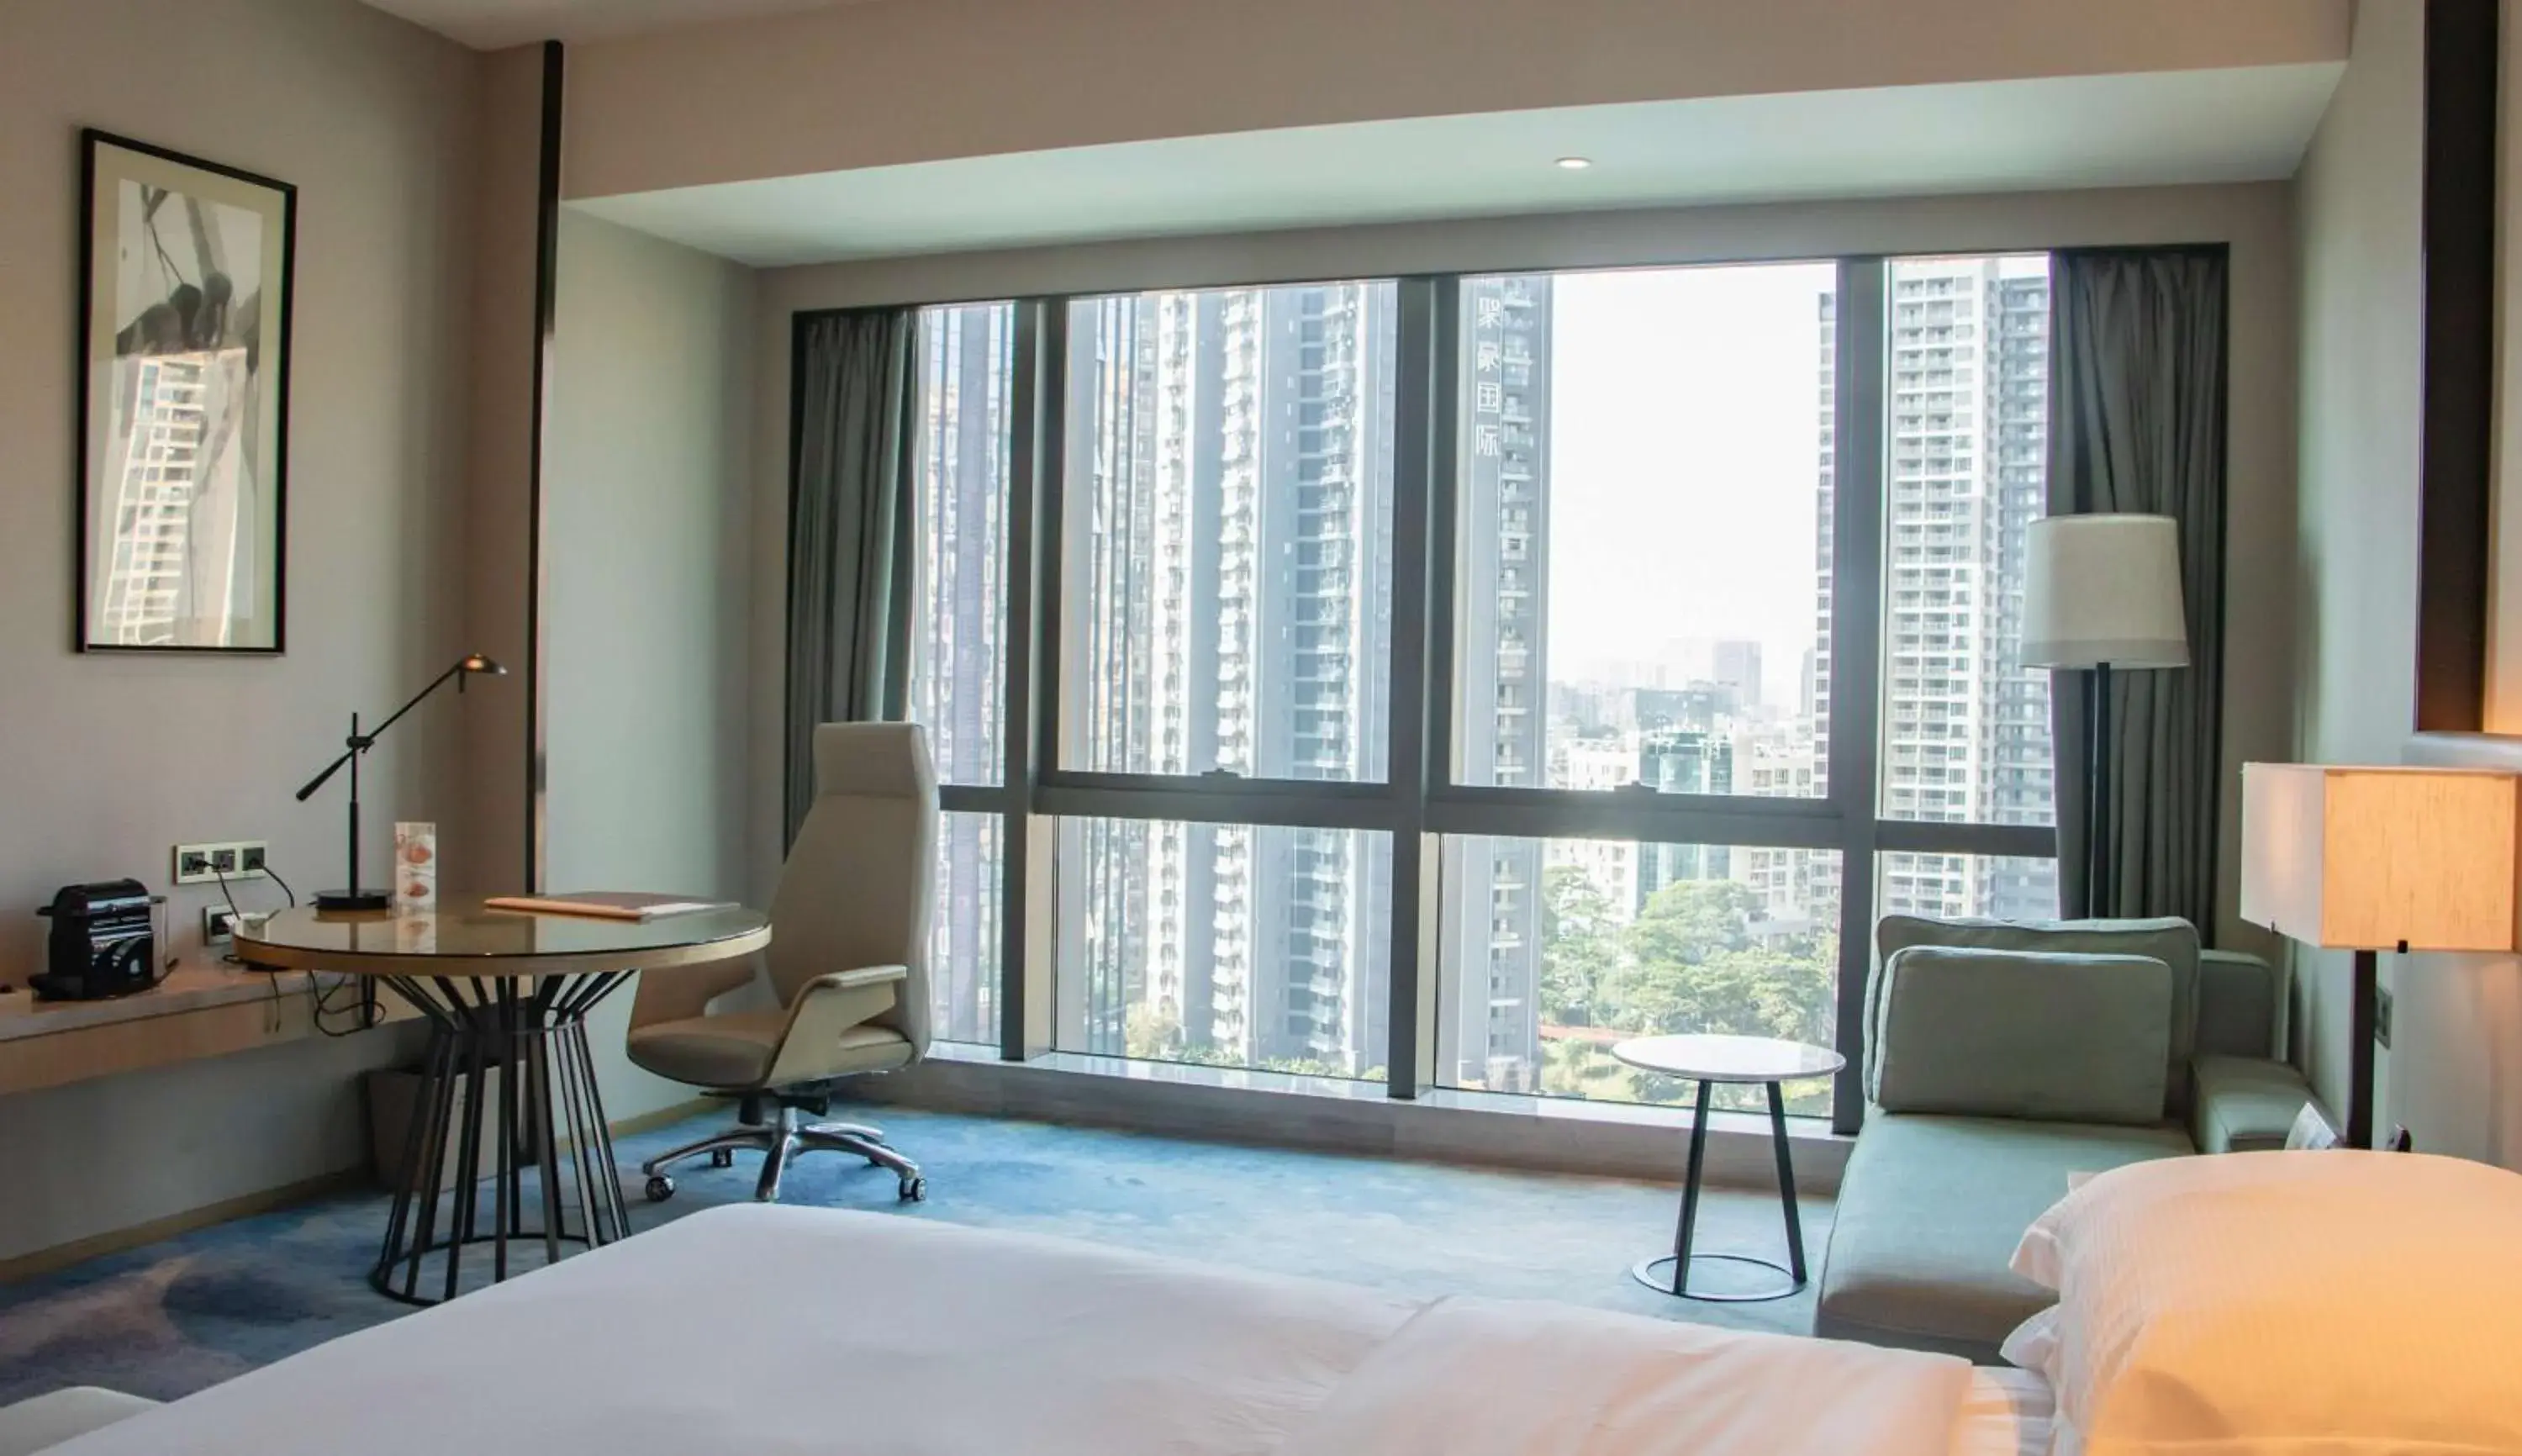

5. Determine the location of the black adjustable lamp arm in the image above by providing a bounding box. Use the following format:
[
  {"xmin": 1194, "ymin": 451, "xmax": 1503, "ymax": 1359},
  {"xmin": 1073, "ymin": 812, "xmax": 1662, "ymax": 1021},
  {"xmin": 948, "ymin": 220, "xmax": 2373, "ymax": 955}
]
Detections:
[
  {"xmin": 296, "ymin": 655, "xmax": 503, "ymax": 911},
  {"xmin": 295, "ymin": 657, "xmax": 501, "ymax": 802}
]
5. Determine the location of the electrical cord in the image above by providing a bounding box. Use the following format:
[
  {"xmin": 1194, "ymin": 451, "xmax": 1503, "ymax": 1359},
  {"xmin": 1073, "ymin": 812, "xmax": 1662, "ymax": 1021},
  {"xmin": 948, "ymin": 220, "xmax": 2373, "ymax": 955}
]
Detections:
[{"xmin": 214, "ymin": 858, "xmax": 375, "ymax": 1034}]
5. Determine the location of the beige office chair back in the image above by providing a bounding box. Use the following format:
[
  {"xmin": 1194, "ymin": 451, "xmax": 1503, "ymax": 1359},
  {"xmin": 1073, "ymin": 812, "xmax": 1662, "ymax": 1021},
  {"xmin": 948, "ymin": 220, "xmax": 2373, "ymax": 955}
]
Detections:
[{"xmin": 770, "ymin": 722, "xmax": 937, "ymax": 1058}]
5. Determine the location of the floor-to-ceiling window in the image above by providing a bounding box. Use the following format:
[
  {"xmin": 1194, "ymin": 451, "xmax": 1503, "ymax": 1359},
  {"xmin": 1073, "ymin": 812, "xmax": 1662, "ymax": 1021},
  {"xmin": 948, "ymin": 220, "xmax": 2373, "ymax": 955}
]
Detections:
[
  {"xmin": 1047, "ymin": 282, "xmax": 1399, "ymax": 1079},
  {"xmin": 868, "ymin": 251, "xmax": 2061, "ymax": 1128},
  {"xmin": 1434, "ymin": 262, "xmax": 1842, "ymax": 1113}
]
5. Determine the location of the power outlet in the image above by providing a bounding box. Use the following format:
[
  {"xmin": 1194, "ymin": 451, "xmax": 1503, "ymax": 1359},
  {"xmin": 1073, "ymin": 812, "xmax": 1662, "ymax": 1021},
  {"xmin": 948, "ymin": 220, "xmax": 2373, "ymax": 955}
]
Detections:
[
  {"xmin": 173, "ymin": 841, "xmax": 271, "ymax": 886},
  {"xmin": 2375, "ymin": 986, "xmax": 2394, "ymax": 1049},
  {"xmin": 203, "ymin": 905, "xmax": 241, "ymax": 946}
]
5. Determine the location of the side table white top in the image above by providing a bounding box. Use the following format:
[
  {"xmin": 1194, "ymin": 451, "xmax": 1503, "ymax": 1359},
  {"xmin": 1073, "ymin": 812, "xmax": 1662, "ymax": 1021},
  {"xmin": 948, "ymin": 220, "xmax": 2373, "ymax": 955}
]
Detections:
[{"xmin": 1610, "ymin": 1033, "xmax": 1846, "ymax": 1084}]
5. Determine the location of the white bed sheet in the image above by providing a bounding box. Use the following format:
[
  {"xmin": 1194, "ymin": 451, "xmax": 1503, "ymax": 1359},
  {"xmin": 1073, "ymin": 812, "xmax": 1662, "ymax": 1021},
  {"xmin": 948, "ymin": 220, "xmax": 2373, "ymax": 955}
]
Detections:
[
  {"xmin": 1956, "ymin": 1368, "xmax": 2055, "ymax": 1456},
  {"xmin": 45, "ymin": 1205, "xmax": 2050, "ymax": 1456},
  {"xmin": 1270, "ymin": 1294, "xmax": 1975, "ymax": 1456}
]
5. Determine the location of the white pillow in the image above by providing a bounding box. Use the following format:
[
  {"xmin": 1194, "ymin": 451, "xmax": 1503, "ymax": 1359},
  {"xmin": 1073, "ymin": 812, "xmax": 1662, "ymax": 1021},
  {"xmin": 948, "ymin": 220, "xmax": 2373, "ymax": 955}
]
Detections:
[
  {"xmin": 1999, "ymin": 1305, "xmax": 2060, "ymax": 1377},
  {"xmin": 2007, "ymin": 1151, "xmax": 2522, "ymax": 1454},
  {"xmin": 1999, "ymin": 1309, "xmax": 2087, "ymax": 1456}
]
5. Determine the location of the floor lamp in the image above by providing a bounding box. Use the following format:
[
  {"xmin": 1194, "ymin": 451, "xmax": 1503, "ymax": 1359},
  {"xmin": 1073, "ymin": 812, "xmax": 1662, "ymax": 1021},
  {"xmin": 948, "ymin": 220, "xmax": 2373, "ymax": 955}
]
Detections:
[
  {"xmin": 2022, "ymin": 515, "xmax": 2191, "ymax": 916},
  {"xmin": 2238, "ymin": 763, "xmax": 2520, "ymax": 1148}
]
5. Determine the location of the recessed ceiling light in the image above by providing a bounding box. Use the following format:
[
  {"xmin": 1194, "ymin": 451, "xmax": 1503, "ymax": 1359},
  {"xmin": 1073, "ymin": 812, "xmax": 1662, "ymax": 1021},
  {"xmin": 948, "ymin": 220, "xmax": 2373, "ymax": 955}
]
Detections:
[{"xmin": 1554, "ymin": 156, "xmax": 1594, "ymax": 171}]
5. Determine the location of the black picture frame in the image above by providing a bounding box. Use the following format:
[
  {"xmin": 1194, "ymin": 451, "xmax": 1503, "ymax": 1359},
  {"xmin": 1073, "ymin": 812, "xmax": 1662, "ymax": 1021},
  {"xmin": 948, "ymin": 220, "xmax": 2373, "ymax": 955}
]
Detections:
[{"xmin": 75, "ymin": 128, "xmax": 296, "ymax": 655}]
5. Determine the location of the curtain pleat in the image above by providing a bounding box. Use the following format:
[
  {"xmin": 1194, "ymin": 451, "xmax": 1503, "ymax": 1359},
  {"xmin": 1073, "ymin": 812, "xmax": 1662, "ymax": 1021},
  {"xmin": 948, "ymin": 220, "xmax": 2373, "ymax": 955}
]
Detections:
[
  {"xmin": 785, "ymin": 309, "xmax": 920, "ymax": 843},
  {"xmin": 2047, "ymin": 248, "xmax": 2229, "ymax": 931}
]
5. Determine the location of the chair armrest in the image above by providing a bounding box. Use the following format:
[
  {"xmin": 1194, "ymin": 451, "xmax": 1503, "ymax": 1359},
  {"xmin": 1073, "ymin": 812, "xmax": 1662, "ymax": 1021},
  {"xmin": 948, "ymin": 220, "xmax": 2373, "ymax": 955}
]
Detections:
[
  {"xmin": 2190, "ymin": 1053, "xmax": 2316, "ymax": 1153},
  {"xmin": 823, "ymin": 965, "xmax": 907, "ymax": 990},
  {"xmin": 628, "ymin": 952, "xmax": 761, "ymax": 1031},
  {"xmin": 762, "ymin": 965, "xmax": 905, "ymax": 1087},
  {"xmin": 2197, "ymin": 948, "xmax": 2281, "ymax": 1059}
]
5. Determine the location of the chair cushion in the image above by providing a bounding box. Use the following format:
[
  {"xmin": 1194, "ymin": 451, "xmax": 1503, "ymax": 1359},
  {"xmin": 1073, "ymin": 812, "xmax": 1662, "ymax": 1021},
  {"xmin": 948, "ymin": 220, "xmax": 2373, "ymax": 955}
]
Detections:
[
  {"xmin": 0, "ymin": 1387, "xmax": 159, "ymax": 1456},
  {"xmin": 1813, "ymin": 1112, "xmax": 2192, "ymax": 1363},
  {"xmin": 1870, "ymin": 915, "xmax": 2202, "ymax": 1116},
  {"xmin": 627, "ymin": 1010, "xmax": 912, "ymax": 1089},
  {"xmin": 1870, "ymin": 947, "xmax": 2172, "ymax": 1126}
]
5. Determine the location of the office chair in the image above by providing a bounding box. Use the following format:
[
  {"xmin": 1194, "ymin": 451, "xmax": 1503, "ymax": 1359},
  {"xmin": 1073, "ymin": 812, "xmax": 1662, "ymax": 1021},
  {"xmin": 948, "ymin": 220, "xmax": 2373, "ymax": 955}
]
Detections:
[{"xmin": 628, "ymin": 722, "xmax": 937, "ymax": 1203}]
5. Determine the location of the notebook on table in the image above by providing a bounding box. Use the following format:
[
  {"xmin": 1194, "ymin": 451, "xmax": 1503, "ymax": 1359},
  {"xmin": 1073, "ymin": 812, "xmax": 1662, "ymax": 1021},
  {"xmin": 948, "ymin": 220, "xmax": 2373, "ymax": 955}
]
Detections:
[{"xmin": 482, "ymin": 892, "xmax": 736, "ymax": 922}]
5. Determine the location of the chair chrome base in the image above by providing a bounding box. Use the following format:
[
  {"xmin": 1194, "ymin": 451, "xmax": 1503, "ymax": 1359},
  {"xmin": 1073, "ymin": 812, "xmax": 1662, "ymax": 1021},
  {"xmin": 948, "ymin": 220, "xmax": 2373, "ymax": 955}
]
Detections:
[{"xmin": 641, "ymin": 1104, "xmax": 926, "ymax": 1203}]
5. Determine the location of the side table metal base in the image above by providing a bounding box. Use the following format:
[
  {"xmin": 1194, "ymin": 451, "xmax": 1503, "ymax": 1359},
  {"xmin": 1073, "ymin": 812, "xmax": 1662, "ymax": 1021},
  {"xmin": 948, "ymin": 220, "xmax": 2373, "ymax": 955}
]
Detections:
[
  {"xmin": 372, "ymin": 972, "xmax": 636, "ymax": 1306},
  {"xmin": 1636, "ymin": 1076, "xmax": 1812, "ymax": 1306},
  {"xmin": 1630, "ymin": 1253, "xmax": 1804, "ymax": 1303}
]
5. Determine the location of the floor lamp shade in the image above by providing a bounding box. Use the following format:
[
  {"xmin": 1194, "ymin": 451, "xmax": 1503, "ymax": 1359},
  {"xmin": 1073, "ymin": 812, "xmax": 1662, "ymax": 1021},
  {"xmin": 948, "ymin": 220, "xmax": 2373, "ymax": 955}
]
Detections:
[
  {"xmin": 2238, "ymin": 763, "xmax": 2520, "ymax": 954},
  {"xmin": 2021, "ymin": 514, "xmax": 2190, "ymax": 669}
]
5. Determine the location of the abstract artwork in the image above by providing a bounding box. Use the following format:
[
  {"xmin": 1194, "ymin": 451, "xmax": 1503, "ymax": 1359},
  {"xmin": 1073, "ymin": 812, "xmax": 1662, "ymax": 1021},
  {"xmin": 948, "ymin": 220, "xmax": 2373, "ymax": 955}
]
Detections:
[{"xmin": 77, "ymin": 130, "xmax": 294, "ymax": 652}]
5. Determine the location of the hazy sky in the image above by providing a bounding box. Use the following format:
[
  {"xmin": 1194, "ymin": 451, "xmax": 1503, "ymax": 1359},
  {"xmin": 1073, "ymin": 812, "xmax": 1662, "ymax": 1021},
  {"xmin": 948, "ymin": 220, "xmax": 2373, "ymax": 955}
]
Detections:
[{"xmin": 1544, "ymin": 261, "xmax": 1836, "ymax": 710}]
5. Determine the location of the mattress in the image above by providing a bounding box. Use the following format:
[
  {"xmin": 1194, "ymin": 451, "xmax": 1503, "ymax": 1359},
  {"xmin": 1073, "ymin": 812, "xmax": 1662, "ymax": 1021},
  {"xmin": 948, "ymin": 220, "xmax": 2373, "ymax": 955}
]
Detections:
[{"xmin": 45, "ymin": 1205, "xmax": 2055, "ymax": 1456}]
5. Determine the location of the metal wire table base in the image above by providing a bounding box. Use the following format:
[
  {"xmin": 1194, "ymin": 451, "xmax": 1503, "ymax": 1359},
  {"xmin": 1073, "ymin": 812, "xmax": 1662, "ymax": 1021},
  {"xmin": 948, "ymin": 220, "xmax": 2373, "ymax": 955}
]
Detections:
[{"xmin": 371, "ymin": 972, "xmax": 636, "ymax": 1306}]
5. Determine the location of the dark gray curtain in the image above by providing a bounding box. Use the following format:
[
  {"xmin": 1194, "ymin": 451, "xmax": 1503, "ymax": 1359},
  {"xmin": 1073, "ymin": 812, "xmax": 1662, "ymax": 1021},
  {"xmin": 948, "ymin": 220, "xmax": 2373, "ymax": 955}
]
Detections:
[
  {"xmin": 2048, "ymin": 247, "xmax": 2227, "ymax": 930},
  {"xmin": 785, "ymin": 309, "xmax": 919, "ymax": 843}
]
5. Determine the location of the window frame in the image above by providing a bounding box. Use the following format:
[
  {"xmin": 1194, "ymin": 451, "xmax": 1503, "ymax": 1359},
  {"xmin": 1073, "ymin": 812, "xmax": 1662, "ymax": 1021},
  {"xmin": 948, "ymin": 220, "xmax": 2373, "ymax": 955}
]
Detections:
[
  {"xmin": 828, "ymin": 251, "xmax": 2067, "ymax": 1135},
  {"xmin": 1037, "ymin": 282, "xmax": 1410, "ymax": 798}
]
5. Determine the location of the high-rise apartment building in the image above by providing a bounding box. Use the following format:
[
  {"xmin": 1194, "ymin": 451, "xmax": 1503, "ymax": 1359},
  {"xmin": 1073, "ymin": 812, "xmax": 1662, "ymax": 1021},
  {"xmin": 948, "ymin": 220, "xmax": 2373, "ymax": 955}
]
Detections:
[
  {"xmin": 1441, "ymin": 275, "xmax": 1553, "ymax": 1091},
  {"xmin": 1870, "ymin": 257, "xmax": 2058, "ymax": 920},
  {"xmin": 910, "ymin": 305, "xmax": 1014, "ymax": 1047}
]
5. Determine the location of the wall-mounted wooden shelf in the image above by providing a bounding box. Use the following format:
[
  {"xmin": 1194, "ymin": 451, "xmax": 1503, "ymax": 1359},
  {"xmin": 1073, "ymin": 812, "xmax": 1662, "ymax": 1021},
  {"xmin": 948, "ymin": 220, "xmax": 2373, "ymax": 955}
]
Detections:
[{"xmin": 0, "ymin": 957, "xmax": 414, "ymax": 1098}]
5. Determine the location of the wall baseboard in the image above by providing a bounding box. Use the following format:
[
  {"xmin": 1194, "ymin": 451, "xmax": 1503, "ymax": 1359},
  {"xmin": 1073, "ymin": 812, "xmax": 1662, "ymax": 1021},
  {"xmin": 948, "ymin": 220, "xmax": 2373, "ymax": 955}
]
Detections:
[
  {"xmin": 856, "ymin": 1053, "xmax": 1851, "ymax": 1195},
  {"xmin": 0, "ymin": 1097, "xmax": 720, "ymax": 1286},
  {"xmin": 608, "ymin": 1096, "xmax": 719, "ymax": 1138},
  {"xmin": 0, "ymin": 1169, "xmax": 362, "ymax": 1285}
]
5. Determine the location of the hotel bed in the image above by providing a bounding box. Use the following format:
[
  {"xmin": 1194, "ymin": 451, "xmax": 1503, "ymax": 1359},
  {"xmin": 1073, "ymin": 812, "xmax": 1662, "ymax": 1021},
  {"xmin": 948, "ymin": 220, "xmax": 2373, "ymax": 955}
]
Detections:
[{"xmin": 42, "ymin": 1204, "xmax": 2050, "ymax": 1456}]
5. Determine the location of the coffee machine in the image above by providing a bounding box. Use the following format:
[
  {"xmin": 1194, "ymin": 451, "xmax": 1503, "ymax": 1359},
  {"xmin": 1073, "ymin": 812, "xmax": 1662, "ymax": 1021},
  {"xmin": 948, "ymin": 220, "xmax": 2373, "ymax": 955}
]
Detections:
[{"xmin": 33, "ymin": 880, "xmax": 162, "ymax": 1000}]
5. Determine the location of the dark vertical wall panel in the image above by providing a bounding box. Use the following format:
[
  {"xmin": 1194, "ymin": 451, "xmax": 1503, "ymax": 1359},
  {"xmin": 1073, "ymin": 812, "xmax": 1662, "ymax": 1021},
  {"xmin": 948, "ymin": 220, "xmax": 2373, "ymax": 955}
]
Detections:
[
  {"xmin": 525, "ymin": 40, "xmax": 565, "ymax": 888},
  {"xmin": 2414, "ymin": 0, "xmax": 2497, "ymax": 731}
]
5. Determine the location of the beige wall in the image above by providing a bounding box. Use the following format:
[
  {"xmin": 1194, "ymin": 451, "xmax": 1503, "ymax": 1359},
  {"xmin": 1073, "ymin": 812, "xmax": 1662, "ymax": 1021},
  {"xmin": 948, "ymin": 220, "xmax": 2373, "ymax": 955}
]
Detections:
[
  {"xmin": 2289, "ymin": 0, "xmax": 2489, "ymax": 1158},
  {"xmin": 564, "ymin": 0, "xmax": 2348, "ymax": 200},
  {"xmin": 2406, "ymin": 0, "xmax": 2522, "ymax": 1171},
  {"xmin": 744, "ymin": 183, "xmax": 2302, "ymax": 950},
  {"xmin": 0, "ymin": 0, "xmax": 483, "ymax": 1253},
  {"xmin": 544, "ymin": 208, "xmax": 758, "ymax": 1120}
]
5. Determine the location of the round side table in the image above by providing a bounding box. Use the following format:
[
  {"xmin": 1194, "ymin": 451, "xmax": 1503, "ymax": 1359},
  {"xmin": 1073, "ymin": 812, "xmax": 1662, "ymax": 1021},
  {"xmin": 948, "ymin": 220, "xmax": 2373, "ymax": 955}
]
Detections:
[
  {"xmin": 1611, "ymin": 1032, "xmax": 1846, "ymax": 1303},
  {"xmin": 238, "ymin": 897, "xmax": 771, "ymax": 1306}
]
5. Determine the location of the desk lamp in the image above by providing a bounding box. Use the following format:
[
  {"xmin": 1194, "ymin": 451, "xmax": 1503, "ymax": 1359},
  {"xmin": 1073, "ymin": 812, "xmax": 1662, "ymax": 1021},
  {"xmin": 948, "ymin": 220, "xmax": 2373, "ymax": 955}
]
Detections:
[{"xmin": 296, "ymin": 654, "xmax": 504, "ymax": 910}]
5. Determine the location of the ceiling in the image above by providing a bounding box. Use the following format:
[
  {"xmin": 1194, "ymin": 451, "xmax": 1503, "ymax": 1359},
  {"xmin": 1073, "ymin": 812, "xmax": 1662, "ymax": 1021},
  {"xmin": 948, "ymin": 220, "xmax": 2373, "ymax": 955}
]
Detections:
[
  {"xmin": 360, "ymin": 0, "xmax": 857, "ymax": 48},
  {"xmin": 572, "ymin": 63, "xmax": 2344, "ymax": 268}
]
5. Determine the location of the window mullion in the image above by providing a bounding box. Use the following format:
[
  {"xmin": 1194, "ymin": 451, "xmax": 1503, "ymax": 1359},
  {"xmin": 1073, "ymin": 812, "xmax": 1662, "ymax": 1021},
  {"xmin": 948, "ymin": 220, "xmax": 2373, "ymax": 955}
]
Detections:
[
  {"xmin": 1828, "ymin": 257, "xmax": 1888, "ymax": 1133},
  {"xmin": 1385, "ymin": 275, "xmax": 1449, "ymax": 1097},
  {"xmin": 1001, "ymin": 298, "xmax": 1062, "ymax": 1062}
]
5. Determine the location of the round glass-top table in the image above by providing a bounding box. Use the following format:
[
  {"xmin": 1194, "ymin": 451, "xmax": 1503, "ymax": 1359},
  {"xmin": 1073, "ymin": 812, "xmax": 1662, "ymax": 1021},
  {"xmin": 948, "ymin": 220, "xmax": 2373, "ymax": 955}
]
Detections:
[
  {"xmin": 1611, "ymin": 1033, "xmax": 1847, "ymax": 1303},
  {"xmin": 239, "ymin": 896, "xmax": 771, "ymax": 1306}
]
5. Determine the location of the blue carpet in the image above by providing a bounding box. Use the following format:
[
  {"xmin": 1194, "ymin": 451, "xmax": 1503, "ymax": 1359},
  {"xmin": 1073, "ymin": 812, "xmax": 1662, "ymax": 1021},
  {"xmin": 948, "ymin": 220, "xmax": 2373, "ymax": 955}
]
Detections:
[{"xmin": 0, "ymin": 1106, "xmax": 1830, "ymax": 1404}]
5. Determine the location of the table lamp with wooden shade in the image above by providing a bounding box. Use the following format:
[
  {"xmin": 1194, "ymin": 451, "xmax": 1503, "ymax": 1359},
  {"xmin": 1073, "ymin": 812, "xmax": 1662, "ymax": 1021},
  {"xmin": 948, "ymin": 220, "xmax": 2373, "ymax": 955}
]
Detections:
[{"xmin": 2238, "ymin": 763, "xmax": 2522, "ymax": 1148}]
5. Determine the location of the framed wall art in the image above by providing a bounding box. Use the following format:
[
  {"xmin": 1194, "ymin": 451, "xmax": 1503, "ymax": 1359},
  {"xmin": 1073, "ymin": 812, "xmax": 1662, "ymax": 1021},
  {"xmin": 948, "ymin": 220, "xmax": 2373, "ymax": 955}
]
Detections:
[{"xmin": 77, "ymin": 129, "xmax": 294, "ymax": 653}]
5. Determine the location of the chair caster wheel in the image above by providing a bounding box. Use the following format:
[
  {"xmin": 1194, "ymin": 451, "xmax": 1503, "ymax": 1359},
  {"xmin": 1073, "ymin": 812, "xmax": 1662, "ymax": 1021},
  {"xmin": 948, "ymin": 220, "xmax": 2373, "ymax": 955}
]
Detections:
[
  {"xmin": 710, "ymin": 1148, "xmax": 735, "ymax": 1168},
  {"xmin": 645, "ymin": 1175, "xmax": 675, "ymax": 1202},
  {"xmin": 898, "ymin": 1176, "xmax": 927, "ymax": 1203}
]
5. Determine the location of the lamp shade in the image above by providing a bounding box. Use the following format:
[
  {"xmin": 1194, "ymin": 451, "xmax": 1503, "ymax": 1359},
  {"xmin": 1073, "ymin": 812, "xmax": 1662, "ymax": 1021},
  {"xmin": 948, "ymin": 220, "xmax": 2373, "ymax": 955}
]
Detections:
[
  {"xmin": 2022, "ymin": 514, "xmax": 2190, "ymax": 669},
  {"xmin": 2238, "ymin": 762, "xmax": 2522, "ymax": 952}
]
